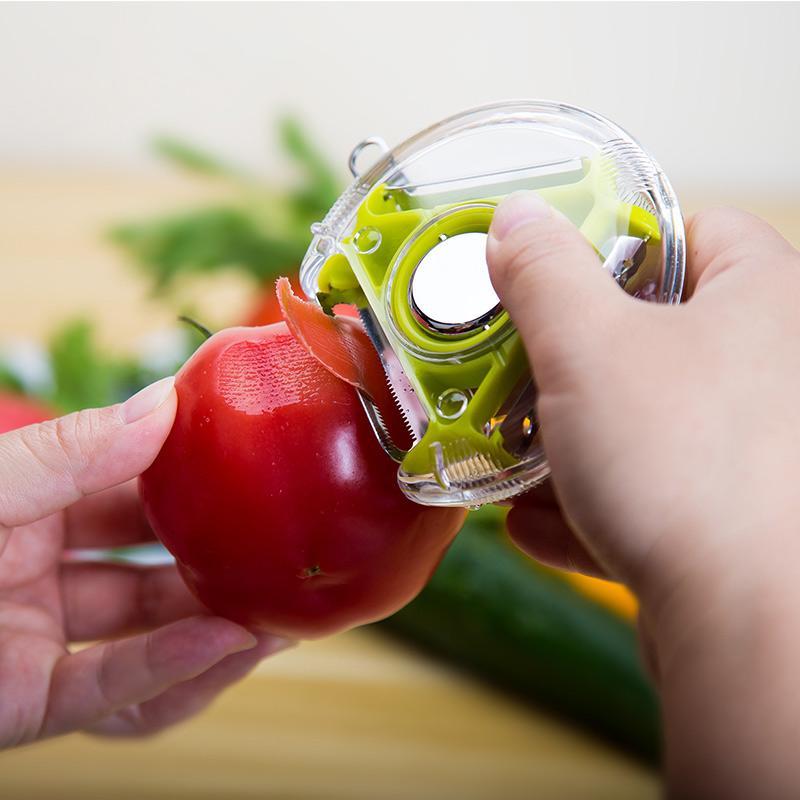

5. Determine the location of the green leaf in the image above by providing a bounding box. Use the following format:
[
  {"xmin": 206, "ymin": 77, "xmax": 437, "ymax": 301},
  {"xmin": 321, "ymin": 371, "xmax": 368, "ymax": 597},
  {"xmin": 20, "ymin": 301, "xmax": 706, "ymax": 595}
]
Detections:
[
  {"xmin": 112, "ymin": 206, "xmax": 305, "ymax": 290},
  {"xmin": 152, "ymin": 136, "xmax": 241, "ymax": 179},
  {"xmin": 113, "ymin": 117, "xmax": 343, "ymax": 293},
  {"xmin": 44, "ymin": 319, "xmax": 193, "ymax": 413},
  {"xmin": 48, "ymin": 320, "xmax": 128, "ymax": 412}
]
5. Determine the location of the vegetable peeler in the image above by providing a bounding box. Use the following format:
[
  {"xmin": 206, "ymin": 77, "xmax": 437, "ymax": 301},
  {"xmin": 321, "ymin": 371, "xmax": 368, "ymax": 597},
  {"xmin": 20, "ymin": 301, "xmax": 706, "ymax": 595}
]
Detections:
[{"xmin": 300, "ymin": 101, "xmax": 685, "ymax": 507}]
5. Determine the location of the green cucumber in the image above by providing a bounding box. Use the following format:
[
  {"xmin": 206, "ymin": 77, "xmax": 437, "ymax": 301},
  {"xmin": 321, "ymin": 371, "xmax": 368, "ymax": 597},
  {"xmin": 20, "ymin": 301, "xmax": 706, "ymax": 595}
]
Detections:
[{"xmin": 377, "ymin": 507, "xmax": 661, "ymax": 763}]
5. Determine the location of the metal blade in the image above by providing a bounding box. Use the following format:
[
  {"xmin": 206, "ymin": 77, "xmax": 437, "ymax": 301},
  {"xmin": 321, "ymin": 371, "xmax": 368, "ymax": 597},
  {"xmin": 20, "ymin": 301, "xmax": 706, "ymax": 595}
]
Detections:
[
  {"xmin": 602, "ymin": 235, "xmax": 648, "ymax": 289},
  {"xmin": 358, "ymin": 307, "xmax": 425, "ymax": 442},
  {"xmin": 496, "ymin": 376, "xmax": 539, "ymax": 458},
  {"xmin": 356, "ymin": 390, "xmax": 408, "ymax": 464}
]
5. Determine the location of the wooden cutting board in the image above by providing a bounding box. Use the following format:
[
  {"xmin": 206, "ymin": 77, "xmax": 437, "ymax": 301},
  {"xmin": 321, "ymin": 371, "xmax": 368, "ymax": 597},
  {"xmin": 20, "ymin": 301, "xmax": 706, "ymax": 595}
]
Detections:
[{"xmin": 3, "ymin": 169, "xmax": 795, "ymax": 799}]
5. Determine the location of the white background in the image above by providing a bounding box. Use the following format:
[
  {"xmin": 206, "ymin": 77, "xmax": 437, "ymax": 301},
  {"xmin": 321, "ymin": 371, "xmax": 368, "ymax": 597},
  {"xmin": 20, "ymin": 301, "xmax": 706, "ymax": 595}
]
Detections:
[{"xmin": 1, "ymin": 1, "xmax": 798, "ymax": 197}]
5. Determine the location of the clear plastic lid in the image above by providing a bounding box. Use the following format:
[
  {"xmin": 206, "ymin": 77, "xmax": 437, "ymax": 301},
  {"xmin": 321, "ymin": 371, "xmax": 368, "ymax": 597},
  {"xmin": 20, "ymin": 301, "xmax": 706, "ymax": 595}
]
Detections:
[{"xmin": 301, "ymin": 101, "xmax": 685, "ymax": 506}]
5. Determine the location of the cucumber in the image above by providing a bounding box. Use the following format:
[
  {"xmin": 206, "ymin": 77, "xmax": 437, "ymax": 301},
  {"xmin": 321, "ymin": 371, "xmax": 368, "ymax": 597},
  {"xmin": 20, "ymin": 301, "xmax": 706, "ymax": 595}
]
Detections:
[{"xmin": 377, "ymin": 507, "xmax": 661, "ymax": 763}]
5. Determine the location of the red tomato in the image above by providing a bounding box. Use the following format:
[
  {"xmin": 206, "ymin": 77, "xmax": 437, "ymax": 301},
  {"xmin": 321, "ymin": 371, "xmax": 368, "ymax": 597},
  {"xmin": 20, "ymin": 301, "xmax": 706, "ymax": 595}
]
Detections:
[
  {"xmin": 0, "ymin": 392, "xmax": 53, "ymax": 434},
  {"xmin": 139, "ymin": 322, "xmax": 465, "ymax": 639}
]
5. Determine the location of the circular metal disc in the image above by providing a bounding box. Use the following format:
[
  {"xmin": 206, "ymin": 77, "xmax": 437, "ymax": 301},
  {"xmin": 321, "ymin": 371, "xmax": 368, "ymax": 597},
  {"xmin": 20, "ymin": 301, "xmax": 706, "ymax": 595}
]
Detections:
[{"xmin": 410, "ymin": 232, "xmax": 500, "ymax": 334}]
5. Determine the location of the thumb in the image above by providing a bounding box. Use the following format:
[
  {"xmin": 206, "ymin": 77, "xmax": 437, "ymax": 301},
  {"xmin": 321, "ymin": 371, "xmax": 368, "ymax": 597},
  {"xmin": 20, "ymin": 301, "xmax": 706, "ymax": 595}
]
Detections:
[
  {"xmin": 486, "ymin": 192, "xmax": 627, "ymax": 381},
  {"xmin": 0, "ymin": 377, "xmax": 176, "ymax": 531}
]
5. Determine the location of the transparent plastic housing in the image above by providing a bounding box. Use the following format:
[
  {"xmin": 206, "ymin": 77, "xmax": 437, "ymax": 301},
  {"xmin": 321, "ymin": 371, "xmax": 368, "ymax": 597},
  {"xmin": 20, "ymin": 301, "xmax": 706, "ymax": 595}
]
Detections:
[{"xmin": 301, "ymin": 101, "xmax": 685, "ymax": 507}]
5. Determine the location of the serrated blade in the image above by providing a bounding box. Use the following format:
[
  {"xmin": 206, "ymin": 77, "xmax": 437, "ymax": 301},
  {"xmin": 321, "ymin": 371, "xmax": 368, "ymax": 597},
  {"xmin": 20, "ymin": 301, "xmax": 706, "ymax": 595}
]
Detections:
[
  {"xmin": 357, "ymin": 308, "xmax": 426, "ymax": 445},
  {"xmin": 356, "ymin": 390, "xmax": 408, "ymax": 464}
]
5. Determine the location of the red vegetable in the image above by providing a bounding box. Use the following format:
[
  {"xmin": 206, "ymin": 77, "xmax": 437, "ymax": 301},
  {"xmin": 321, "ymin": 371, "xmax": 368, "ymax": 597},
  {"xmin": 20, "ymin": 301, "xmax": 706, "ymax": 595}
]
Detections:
[
  {"xmin": 0, "ymin": 392, "xmax": 53, "ymax": 434},
  {"xmin": 140, "ymin": 321, "xmax": 465, "ymax": 639}
]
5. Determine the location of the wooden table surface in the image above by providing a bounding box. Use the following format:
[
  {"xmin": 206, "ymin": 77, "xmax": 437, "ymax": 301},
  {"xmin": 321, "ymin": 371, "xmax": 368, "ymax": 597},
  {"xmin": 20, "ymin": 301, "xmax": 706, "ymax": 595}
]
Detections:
[{"xmin": 1, "ymin": 170, "xmax": 797, "ymax": 799}]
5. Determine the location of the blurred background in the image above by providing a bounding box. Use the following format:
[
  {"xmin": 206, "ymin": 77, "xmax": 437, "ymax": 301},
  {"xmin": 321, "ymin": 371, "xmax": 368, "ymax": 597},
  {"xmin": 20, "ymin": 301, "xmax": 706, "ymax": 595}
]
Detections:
[{"xmin": 1, "ymin": 3, "xmax": 798, "ymax": 799}]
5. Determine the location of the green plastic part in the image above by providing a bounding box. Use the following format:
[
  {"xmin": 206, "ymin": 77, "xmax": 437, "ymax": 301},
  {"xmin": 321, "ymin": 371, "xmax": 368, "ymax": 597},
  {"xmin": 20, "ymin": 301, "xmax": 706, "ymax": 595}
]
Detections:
[{"xmin": 316, "ymin": 156, "xmax": 661, "ymax": 484}]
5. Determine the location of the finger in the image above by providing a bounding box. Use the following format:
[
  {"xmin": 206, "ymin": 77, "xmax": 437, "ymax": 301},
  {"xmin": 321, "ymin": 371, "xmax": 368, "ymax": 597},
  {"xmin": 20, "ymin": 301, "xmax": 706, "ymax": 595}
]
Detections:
[
  {"xmin": 40, "ymin": 616, "xmax": 256, "ymax": 739},
  {"xmin": 0, "ymin": 377, "xmax": 175, "ymax": 531},
  {"xmin": 64, "ymin": 480, "xmax": 155, "ymax": 549},
  {"xmin": 514, "ymin": 478, "xmax": 559, "ymax": 508},
  {"xmin": 486, "ymin": 191, "xmax": 628, "ymax": 388},
  {"xmin": 684, "ymin": 207, "xmax": 797, "ymax": 298},
  {"xmin": 506, "ymin": 491, "xmax": 608, "ymax": 578},
  {"xmin": 61, "ymin": 563, "xmax": 205, "ymax": 642},
  {"xmin": 87, "ymin": 633, "xmax": 293, "ymax": 737}
]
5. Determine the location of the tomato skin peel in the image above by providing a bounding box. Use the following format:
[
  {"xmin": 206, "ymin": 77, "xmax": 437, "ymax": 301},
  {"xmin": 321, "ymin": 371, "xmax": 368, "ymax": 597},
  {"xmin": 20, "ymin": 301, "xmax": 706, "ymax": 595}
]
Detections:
[
  {"xmin": 276, "ymin": 277, "xmax": 412, "ymax": 450},
  {"xmin": 140, "ymin": 321, "xmax": 465, "ymax": 639}
]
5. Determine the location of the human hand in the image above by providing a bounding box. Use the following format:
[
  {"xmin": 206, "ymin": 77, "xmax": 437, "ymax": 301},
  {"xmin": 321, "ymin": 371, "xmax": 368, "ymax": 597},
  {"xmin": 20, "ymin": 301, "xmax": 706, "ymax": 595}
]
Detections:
[
  {"xmin": 0, "ymin": 377, "xmax": 290, "ymax": 749},
  {"xmin": 487, "ymin": 195, "xmax": 800, "ymax": 798}
]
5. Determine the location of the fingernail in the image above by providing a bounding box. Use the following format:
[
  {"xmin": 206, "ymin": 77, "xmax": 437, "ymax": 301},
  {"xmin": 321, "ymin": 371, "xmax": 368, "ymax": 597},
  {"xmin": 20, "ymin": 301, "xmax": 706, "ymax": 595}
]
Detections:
[
  {"xmin": 121, "ymin": 376, "xmax": 175, "ymax": 424},
  {"xmin": 490, "ymin": 191, "xmax": 551, "ymax": 241},
  {"xmin": 228, "ymin": 629, "xmax": 259, "ymax": 654}
]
